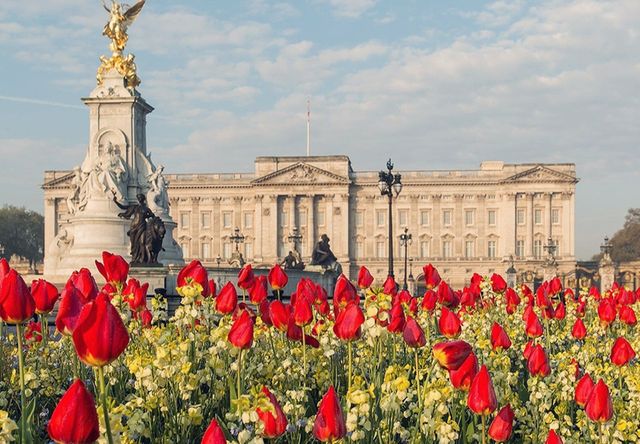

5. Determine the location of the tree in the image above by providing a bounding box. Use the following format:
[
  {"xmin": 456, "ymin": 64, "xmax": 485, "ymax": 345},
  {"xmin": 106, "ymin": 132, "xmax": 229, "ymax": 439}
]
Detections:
[
  {"xmin": 593, "ymin": 208, "xmax": 640, "ymax": 262},
  {"xmin": 0, "ymin": 205, "xmax": 44, "ymax": 268}
]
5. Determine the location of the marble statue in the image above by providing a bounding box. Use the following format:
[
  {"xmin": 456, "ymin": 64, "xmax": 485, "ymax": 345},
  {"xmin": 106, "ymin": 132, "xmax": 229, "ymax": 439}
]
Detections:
[
  {"xmin": 146, "ymin": 164, "xmax": 170, "ymax": 214},
  {"xmin": 81, "ymin": 142, "xmax": 129, "ymax": 202}
]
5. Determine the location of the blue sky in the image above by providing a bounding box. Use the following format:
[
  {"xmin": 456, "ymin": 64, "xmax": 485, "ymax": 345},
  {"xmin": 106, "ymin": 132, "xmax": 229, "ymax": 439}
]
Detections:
[{"xmin": 0, "ymin": 0, "xmax": 638, "ymax": 259}]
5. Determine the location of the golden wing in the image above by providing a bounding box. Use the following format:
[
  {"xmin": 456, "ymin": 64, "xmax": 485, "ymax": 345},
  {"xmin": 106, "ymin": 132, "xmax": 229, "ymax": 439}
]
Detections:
[
  {"xmin": 123, "ymin": 0, "xmax": 146, "ymax": 27},
  {"xmin": 102, "ymin": 0, "xmax": 111, "ymax": 12}
]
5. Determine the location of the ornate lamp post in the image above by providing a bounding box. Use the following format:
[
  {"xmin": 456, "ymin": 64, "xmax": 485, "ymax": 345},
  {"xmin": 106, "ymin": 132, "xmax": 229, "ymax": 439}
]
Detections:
[
  {"xmin": 230, "ymin": 227, "xmax": 245, "ymax": 253},
  {"xmin": 506, "ymin": 254, "xmax": 517, "ymax": 288},
  {"xmin": 399, "ymin": 227, "xmax": 412, "ymax": 290},
  {"xmin": 600, "ymin": 235, "xmax": 612, "ymax": 260},
  {"xmin": 378, "ymin": 159, "xmax": 402, "ymax": 278},
  {"xmin": 543, "ymin": 236, "xmax": 557, "ymax": 264},
  {"xmin": 215, "ymin": 255, "xmax": 222, "ymax": 269},
  {"xmin": 287, "ymin": 226, "xmax": 303, "ymax": 254}
]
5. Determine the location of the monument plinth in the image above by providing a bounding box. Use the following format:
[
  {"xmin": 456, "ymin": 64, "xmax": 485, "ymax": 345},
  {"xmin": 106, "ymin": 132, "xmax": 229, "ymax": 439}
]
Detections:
[{"xmin": 44, "ymin": 2, "xmax": 183, "ymax": 281}]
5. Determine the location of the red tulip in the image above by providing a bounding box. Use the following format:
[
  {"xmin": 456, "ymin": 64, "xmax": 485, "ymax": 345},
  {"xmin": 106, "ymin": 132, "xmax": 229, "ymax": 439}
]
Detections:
[
  {"xmin": 25, "ymin": 320, "xmax": 42, "ymax": 342},
  {"xmin": 55, "ymin": 285, "xmax": 84, "ymax": 336},
  {"xmin": 268, "ymin": 264, "xmax": 288, "ymax": 291},
  {"xmin": 571, "ymin": 318, "xmax": 587, "ymax": 340},
  {"xmin": 467, "ymin": 365, "xmax": 497, "ymax": 415},
  {"xmin": 66, "ymin": 268, "xmax": 99, "ymax": 303},
  {"xmin": 585, "ymin": 379, "xmax": 613, "ymax": 423},
  {"xmin": 201, "ymin": 418, "xmax": 227, "ymax": 444},
  {"xmin": 313, "ymin": 386, "xmax": 346, "ymax": 442},
  {"xmin": 237, "ymin": 264, "xmax": 255, "ymax": 290},
  {"xmin": 437, "ymin": 281, "xmax": 455, "ymax": 306},
  {"xmin": 610, "ymin": 337, "xmax": 636, "ymax": 367},
  {"xmin": 0, "ymin": 258, "xmax": 9, "ymax": 282},
  {"xmin": 535, "ymin": 285, "xmax": 551, "ymax": 308},
  {"xmin": 0, "ymin": 269, "xmax": 35, "ymax": 324},
  {"xmin": 216, "ymin": 282, "xmax": 238, "ymax": 315},
  {"xmin": 448, "ymin": 352, "xmax": 478, "ymax": 391},
  {"xmin": 177, "ymin": 260, "xmax": 209, "ymax": 297},
  {"xmin": 527, "ymin": 344, "xmax": 551, "ymax": 377},
  {"xmin": 357, "ymin": 266, "xmax": 374, "ymax": 289},
  {"xmin": 248, "ymin": 275, "xmax": 268, "ymax": 304},
  {"xmin": 553, "ymin": 302, "xmax": 566, "ymax": 320},
  {"xmin": 382, "ymin": 275, "xmax": 397, "ymax": 296},
  {"xmin": 293, "ymin": 296, "xmax": 313, "ymax": 327},
  {"xmin": 31, "ymin": 279, "xmax": 59, "ymax": 314},
  {"xmin": 208, "ymin": 279, "xmax": 217, "ymax": 298},
  {"xmin": 421, "ymin": 289, "xmax": 437, "ymax": 312},
  {"xmin": 525, "ymin": 310, "xmax": 543, "ymax": 338},
  {"xmin": 47, "ymin": 379, "xmax": 100, "ymax": 444},
  {"xmin": 438, "ymin": 306, "xmax": 462, "ymax": 338},
  {"xmin": 490, "ymin": 273, "xmax": 507, "ymax": 293},
  {"xmin": 619, "ymin": 305, "xmax": 637, "ymax": 326},
  {"xmin": 387, "ymin": 302, "xmax": 406, "ymax": 333},
  {"xmin": 128, "ymin": 282, "xmax": 149, "ymax": 313},
  {"xmin": 403, "ymin": 316, "xmax": 426, "ymax": 347},
  {"xmin": 576, "ymin": 299, "xmax": 587, "ymax": 318},
  {"xmin": 95, "ymin": 251, "xmax": 129, "ymax": 288},
  {"xmin": 488, "ymin": 404, "xmax": 514, "ymax": 442},
  {"xmin": 575, "ymin": 373, "xmax": 595, "ymax": 408},
  {"xmin": 504, "ymin": 287, "xmax": 520, "ymax": 313},
  {"xmin": 597, "ymin": 299, "xmax": 616, "ymax": 328},
  {"xmin": 423, "ymin": 264, "xmax": 441, "ymax": 290},
  {"xmin": 490, "ymin": 322, "xmax": 511, "ymax": 351},
  {"xmin": 333, "ymin": 274, "xmax": 359, "ymax": 313},
  {"xmin": 256, "ymin": 386, "xmax": 288, "ymax": 438},
  {"xmin": 333, "ymin": 302, "xmax": 364, "ymax": 341},
  {"xmin": 545, "ymin": 430, "xmax": 563, "ymax": 444},
  {"xmin": 141, "ymin": 309, "xmax": 153, "ymax": 328},
  {"xmin": 228, "ymin": 309, "xmax": 254, "ymax": 349},
  {"xmin": 269, "ymin": 300, "xmax": 290, "ymax": 331},
  {"xmin": 433, "ymin": 340, "xmax": 473, "ymax": 370},
  {"xmin": 72, "ymin": 293, "xmax": 130, "ymax": 367}
]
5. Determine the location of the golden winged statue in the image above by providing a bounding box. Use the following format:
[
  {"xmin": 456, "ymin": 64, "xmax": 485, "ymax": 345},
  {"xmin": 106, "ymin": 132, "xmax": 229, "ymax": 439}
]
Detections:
[{"xmin": 97, "ymin": 0, "xmax": 146, "ymax": 89}]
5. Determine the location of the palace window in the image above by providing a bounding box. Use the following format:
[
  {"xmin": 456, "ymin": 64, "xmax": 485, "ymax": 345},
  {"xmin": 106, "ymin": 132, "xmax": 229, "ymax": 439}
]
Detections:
[
  {"xmin": 201, "ymin": 212, "xmax": 211, "ymax": 229},
  {"xmin": 181, "ymin": 242, "xmax": 190, "ymax": 258},
  {"xmin": 317, "ymin": 209, "xmax": 325, "ymax": 226},
  {"xmin": 552, "ymin": 208, "xmax": 560, "ymax": 225},
  {"xmin": 279, "ymin": 210, "xmax": 288, "ymax": 228},
  {"xmin": 376, "ymin": 241, "xmax": 386, "ymax": 258},
  {"xmin": 442, "ymin": 240, "xmax": 452, "ymax": 258},
  {"xmin": 516, "ymin": 240, "xmax": 525, "ymax": 258},
  {"xmin": 533, "ymin": 239, "xmax": 543, "ymax": 259},
  {"xmin": 420, "ymin": 241, "xmax": 430, "ymax": 258},
  {"xmin": 398, "ymin": 210, "xmax": 408, "ymax": 227},
  {"xmin": 244, "ymin": 212, "xmax": 254, "ymax": 229},
  {"xmin": 180, "ymin": 213, "xmax": 190, "ymax": 229},
  {"xmin": 443, "ymin": 210, "xmax": 452, "ymax": 227},
  {"xmin": 465, "ymin": 240, "xmax": 475, "ymax": 258},
  {"xmin": 299, "ymin": 209, "xmax": 307, "ymax": 227},
  {"xmin": 420, "ymin": 210, "xmax": 430, "ymax": 226},
  {"xmin": 244, "ymin": 243, "xmax": 253, "ymax": 259},
  {"xmin": 223, "ymin": 242, "xmax": 232, "ymax": 259},
  {"xmin": 488, "ymin": 210, "xmax": 496, "ymax": 226},
  {"xmin": 517, "ymin": 209, "xmax": 525, "ymax": 225},
  {"xmin": 355, "ymin": 241, "xmax": 364, "ymax": 259},
  {"xmin": 222, "ymin": 212, "xmax": 232, "ymax": 229},
  {"xmin": 534, "ymin": 208, "xmax": 543, "ymax": 225},
  {"xmin": 464, "ymin": 209, "xmax": 475, "ymax": 226},
  {"xmin": 201, "ymin": 242, "xmax": 211, "ymax": 259},
  {"xmin": 376, "ymin": 210, "xmax": 386, "ymax": 227},
  {"xmin": 355, "ymin": 211, "xmax": 364, "ymax": 227},
  {"xmin": 487, "ymin": 240, "xmax": 497, "ymax": 258}
]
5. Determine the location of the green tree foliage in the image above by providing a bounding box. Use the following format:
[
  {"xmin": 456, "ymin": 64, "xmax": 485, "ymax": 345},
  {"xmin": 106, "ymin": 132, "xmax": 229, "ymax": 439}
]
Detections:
[
  {"xmin": 594, "ymin": 208, "xmax": 640, "ymax": 262},
  {"xmin": 0, "ymin": 205, "xmax": 44, "ymax": 267}
]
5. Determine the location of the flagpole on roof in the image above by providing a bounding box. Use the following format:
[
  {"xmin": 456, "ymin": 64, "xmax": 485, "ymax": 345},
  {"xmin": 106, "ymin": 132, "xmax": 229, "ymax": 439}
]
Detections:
[{"xmin": 306, "ymin": 99, "xmax": 311, "ymax": 157}]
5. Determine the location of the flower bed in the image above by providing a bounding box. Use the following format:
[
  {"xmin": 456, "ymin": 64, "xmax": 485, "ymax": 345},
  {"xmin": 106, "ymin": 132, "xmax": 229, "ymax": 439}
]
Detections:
[{"xmin": 0, "ymin": 254, "xmax": 639, "ymax": 443}]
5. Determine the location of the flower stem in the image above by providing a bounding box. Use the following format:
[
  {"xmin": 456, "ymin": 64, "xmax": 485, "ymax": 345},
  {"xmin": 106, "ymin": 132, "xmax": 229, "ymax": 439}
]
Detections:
[
  {"xmin": 237, "ymin": 348, "xmax": 243, "ymax": 403},
  {"xmin": 97, "ymin": 366, "xmax": 114, "ymax": 444},
  {"xmin": 302, "ymin": 327, "xmax": 307, "ymax": 384},
  {"xmin": 414, "ymin": 348, "xmax": 422, "ymax": 407},
  {"xmin": 347, "ymin": 341, "xmax": 353, "ymax": 394},
  {"xmin": 481, "ymin": 413, "xmax": 486, "ymax": 444},
  {"xmin": 40, "ymin": 314, "xmax": 48, "ymax": 347},
  {"xmin": 16, "ymin": 323, "xmax": 27, "ymax": 444}
]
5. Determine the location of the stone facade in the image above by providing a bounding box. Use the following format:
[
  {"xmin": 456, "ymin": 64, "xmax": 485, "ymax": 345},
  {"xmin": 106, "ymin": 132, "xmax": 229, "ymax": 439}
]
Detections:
[{"xmin": 44, "ymin": 155, "xmax": 578, "ymax": 289}]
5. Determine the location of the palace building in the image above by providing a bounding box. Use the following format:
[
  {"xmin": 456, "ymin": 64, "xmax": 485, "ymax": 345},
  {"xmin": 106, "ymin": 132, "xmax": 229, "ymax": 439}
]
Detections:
[{"xmin": 43, "ymin": 155, "xmax": 578, "ymax": 290}]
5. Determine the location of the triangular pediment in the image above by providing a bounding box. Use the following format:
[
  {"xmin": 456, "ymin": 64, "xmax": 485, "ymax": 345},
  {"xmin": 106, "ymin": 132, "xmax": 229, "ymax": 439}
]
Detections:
[
  {"xmin": 503, "ymin": 165, "xmax": 578, "ymax": 184},
  {"xmin": 251, "ymin": 162, "xmax": 350, "ymax": 186},
  {"xmin": 42, "ymin": 171, "xmax": 74, "ymax": 189}
]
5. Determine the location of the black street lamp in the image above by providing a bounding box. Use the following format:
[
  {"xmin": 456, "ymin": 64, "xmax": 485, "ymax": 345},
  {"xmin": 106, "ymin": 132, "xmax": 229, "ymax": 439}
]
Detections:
[
  {"xmin": 399, "ymin": 227, "xmax": 412, "ymax": 290},
  {"xmin": 230, "ymin": 227, "xmax": 245, "ymax": 253},
  {"xmin": 378, "ymin": 159, "xmax": 402, "ymax": 278},
  {"xmin": 506, "ymin": 254, "xmax": 517, "ymax": 288},
  {"xmin": 600, "ymin": 235, "xmax": 612, "ymax": 258},
  {"xmin": 287, "ymin": 226, "xmax": 303, "ymax": 253},
  {"xmin": 544, "ymin": 236, "xmax": 557, "ymax": 264}
]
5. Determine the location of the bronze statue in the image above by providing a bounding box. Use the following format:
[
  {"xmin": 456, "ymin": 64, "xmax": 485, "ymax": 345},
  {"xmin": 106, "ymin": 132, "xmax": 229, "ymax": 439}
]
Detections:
[
  {"xmin": 310, "ymin": 234, "xmax": 337, "ymax": 267},
  {"xmin": 114, "ymin": 193, "xmax": 164, "ymax": 264},
  {"xmin": 281, "ymin": 250, "xmax": 304, "ymax": 270}
]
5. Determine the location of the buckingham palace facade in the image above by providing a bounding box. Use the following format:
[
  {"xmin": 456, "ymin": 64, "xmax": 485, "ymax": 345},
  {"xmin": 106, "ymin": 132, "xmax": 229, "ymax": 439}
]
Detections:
[{"xmin": 43, "ymin": 155, "xmax": 578, "ymax": 289}]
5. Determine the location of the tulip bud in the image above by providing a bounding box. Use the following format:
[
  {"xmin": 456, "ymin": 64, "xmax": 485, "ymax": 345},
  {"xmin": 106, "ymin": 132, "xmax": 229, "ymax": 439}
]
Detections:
[
  {"xmin": 438, "ymin": 306, "xmax": 462, "ymax": 338},
  {"xmin": 490, "ymin": 322, "xmax": 511, "ymax": 351},
  {"xmin": 66, "ymin": 268, "xmax": 99, "ymax": 303},
  {"xmin": 423, "ymin": 264, "xmax": 441, "ymax": 290},
  {"xmin": 268, "ymin": 264, "xmax": 288, "ymax": 291},
  {"xmin": 95, "ymin": 251, "xmax": 129, "ymax": 289},
  {"xmin": 228, "ymin": 309, "xmax": 254, "ymax": 349},
  {"xmin": 248, "ymin": 275, "xmax": 268, "ymax": 304},
  {"xmin": 571, "ymin": 318, "xmax": 587, "ymax": 340},
  {"xmin": 201, "ymin": 418, "xmax": 227, "ymax": 444},
  {"xmin": 402, "ymin": 316, "xmax": 426, "ymax": 348},
  {"xmin": 0, "ymin": 269, "xmax": 35, "ymax": 324},
  {"xmin": 333, "ymin": 302, "xmax": 364, "ymax": 341},
  {"xmin": 525, "ymin": 310, "xmax": 543, "ymax": 338},
  {"xmin": 31, "ymin": 279, "xmax": 59, "ymax": 314},
  {"xmin": 575, "ymin": 373, "xmax": 595, "ymax": 408},
  {"xmin": 177, "ymin": 260, "xmax": 209, "ymax": 297},
  {"xmin": 467, "ymin": 365, "xmax": 497, "ymax": 415},
  {"xmin": 256, "ymin": 386, "xmax": 288, "ymax": 438},
  {"xmin": 585, "ymin": 379, "xmax": 613, "ymax": 423},
  {"xmin": 448, "ymin": 352, "xmax": 478, "ymax": 391},
  {"xmin": 619, "ymin": 305, "xmax": 637, "ymax": 326},
  {"xmin": 488, "ymin": 404, "xmax": 514, "ymax": 442},
  {"xmin": 313, "ymin": 386, "xmax": 346, "ymax": 442},
  {"xmin": 237, "ymin": 264, "xmax": 255, "ymax": 290},
  {"xmin": 357, "ymin": 266, "xmax": 374, "ymax": 289},
  {"xmin": 490, "ymin": 273, "xmax": 507, "ymax": 293},
  {"xmin": 545, "ymin": 429, "xmax": 563, "ymax": 444},
  {"xmin": 216, "ymin": 282, "xmax": 238, "ymax": 315},
  {"xmin": 433, "ymin": 340, "xmax": 473, "ymax": 370},
  {"xmin": 47, "ymin": 379, "xmax": 100, "ymax": 444},
  {"xmin": 527, "ymin": 344, "xmax": 551, "ymax": 377},
  {"xmin": 610, "ymin": 337, "xmax": 635, "ymax": 367},
  {"xmin": 55, "ymin": 285, "xmax": 84, "ymax": 336}
]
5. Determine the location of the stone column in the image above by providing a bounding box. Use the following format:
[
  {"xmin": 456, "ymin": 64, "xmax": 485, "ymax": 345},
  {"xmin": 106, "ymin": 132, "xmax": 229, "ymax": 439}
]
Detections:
[
  {"xmin": 528, "ymin": 192, "xmax": 535, "ymax": 258},
  {"xmin": 432, "ymin": 194, "xmax": 441, "ymax": 257},
  {"xmin": 325, "ymin": 194, "xmax": 334, "ymax": 242},
  {"xmin": 255, "ymin": 195, "xmax": 264, "ymax": 262},
  {"xmin": 599, "ymin": 258, "xmax": 615, "ymax": 291},
  {"xmin": 190, "ymin": 196, "xmax": 201, "ymax": 258}
]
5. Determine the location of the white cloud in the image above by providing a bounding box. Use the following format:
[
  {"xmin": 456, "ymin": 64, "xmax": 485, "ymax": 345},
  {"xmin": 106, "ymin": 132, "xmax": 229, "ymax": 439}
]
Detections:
[{"xmin": 320, "ymin": 0, "xmax": 378, "ymax": 18}]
